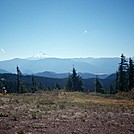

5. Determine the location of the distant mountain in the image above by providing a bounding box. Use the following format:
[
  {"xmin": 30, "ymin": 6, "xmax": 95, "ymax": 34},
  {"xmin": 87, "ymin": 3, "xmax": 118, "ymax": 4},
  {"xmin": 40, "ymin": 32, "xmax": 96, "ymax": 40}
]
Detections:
[
  {"xmin": 0, "ymin": 69, "xmax": 9, "ymax": 74},
  {"xmin": 27, "ymin": 52, "xmax": 51, "ymax": 60},
  {"xmin": 35, "ymin": 71, "xmax": 108, "ymax": 79},
  {"xmin": 35, "ymin": 71, "xmax": 69, "ymax": 79},
  {"xmin": 0, "ymin": 57, "xmax": 121, "ymax": 74},
  {"xmin": 78, "ymin": 72, "xmax": 108, "ymax": 79}
]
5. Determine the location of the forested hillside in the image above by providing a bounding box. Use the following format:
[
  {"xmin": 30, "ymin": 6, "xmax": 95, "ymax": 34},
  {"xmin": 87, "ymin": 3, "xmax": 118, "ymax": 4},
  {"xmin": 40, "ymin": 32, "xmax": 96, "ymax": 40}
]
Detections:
[
  {"xmin": 0, "ymin": 73, "xmax": 115, "ymax": 93},
  {"xmin": 0, "ymin": 54, "xmax": 134, "ymax": 94}
]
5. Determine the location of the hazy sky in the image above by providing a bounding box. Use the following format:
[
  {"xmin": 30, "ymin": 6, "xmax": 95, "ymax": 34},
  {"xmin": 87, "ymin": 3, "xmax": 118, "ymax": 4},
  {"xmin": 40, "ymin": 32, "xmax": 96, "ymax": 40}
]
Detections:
[{"xmin": 0, "ymin": 0, "xmax": 134, "ymax": 60}]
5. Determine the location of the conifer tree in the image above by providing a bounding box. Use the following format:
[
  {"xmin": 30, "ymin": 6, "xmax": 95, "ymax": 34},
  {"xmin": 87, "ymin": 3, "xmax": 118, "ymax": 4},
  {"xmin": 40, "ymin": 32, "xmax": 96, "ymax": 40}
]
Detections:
[
  {"xmin": 66, "ymin": 67, "xmax": 83, "ymax": 92},
  {"xmin": 116, "ymin": 54, "xmax": 128, "ymax": 92},
  {"xmin": 109, "ymin": 84, "xmax": 114, "ymax": 94},
  {"xmin": 115, "ymin": 71, "xmax": 119, "ymax": 92},
  {"xmin": 95, "ymin": 76, "xmax": 104, "ymax": 94},
  {"xmin": 31, "ymin": 74, "xmax": 36, "ymax": 93},
  {"xmin": 128, "ymin": 58, "xmax": 134, "ymax": 91},
  {"xmin": 16, "ymin": 66, "xmax": 22, "ymax": 93}
]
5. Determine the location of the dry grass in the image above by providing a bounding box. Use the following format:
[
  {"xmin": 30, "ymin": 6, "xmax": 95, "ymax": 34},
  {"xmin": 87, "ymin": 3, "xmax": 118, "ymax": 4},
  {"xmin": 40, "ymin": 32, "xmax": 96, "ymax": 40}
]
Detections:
[{"xmin": 0, "ymin": 91, "xmax": 134, "ymax": 134}]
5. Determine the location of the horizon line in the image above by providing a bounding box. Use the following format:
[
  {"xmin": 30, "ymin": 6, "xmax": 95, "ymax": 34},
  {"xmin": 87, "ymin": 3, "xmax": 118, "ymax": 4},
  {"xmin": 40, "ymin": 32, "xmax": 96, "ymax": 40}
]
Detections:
[{"xmin": 0, "ymin": 55, "xmax": 131, "ymax": 61}]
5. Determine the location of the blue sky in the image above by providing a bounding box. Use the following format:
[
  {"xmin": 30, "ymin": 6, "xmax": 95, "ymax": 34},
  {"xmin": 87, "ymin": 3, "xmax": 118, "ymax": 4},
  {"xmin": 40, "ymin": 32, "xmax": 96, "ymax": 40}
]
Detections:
[{"xmin": 0, "ymin": 0, "xmax": 134, "ymax": 60}]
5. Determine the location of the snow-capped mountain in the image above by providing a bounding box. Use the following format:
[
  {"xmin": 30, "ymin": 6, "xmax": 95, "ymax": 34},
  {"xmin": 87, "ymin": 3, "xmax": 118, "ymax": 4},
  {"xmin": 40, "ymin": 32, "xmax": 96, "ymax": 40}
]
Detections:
[{"xmin": 27, "ymin": 52, "xmax": 50, "ymax": 60}]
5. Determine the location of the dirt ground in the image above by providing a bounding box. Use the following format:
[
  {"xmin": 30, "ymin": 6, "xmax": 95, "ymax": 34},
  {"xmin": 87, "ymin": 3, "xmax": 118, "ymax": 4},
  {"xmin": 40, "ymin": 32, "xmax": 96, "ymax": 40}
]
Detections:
[{"xmin": 0, "ymin": 92, "xmax": 134, "ymax": 134}]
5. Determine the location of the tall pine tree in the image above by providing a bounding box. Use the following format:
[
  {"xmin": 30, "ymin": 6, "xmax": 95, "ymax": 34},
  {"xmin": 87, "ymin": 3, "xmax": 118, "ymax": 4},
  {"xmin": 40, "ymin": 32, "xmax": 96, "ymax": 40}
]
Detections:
[
  {"xmin": 116, "ymin": 54, "xmax": 128, "ymax": 92},
  {"xmin": 128, "ymin": 58, "xmax": 134, "ymax": 91},
  {"xmin": 95, "ymin": 76, "xmax": 104, "ymax": 94},
  {"xmin": 31, "ymin": 74, "xmax": 36, "ymax": 93},
  {"xmin": 66, "ymin": 67, "xmax": 84, "ymax": 92},
  {"xmin": 16, "ymin": 66, "xmax": 22, "ymax": 93}
]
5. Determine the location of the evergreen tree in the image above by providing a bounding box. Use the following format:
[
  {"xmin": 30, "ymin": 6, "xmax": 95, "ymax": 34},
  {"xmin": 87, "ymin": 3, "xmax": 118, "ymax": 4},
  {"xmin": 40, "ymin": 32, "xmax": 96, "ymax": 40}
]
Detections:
[
  {"xmin": 66, "ymin": 67, "xmax": 84, "ymax": 92},
  {"xmin": 31, "ymin": 74, "xmax": 36, "ymax": 93},
  {"xmin": 117, "ymin": 54, "xmax": 128, "ymax": 92},
  {"xmin": 55, "ymin": 83, "xmax": 61, "ymax": 90},
  {"xmin": 109, "ymin": 84, "xmax": 117, "ymax": 94},
  {"xmin": 38, "ymin": 82, "xmax": 44, "ymax": 91},
  {"xmin": 95, "ymin": 76, "xmax": 104, "ymax": 94},
  {"xmin": 16, "ymin": 66, "xmax": 22, "ymax": 93},
  {"xmin": 115, "ymin": 71, "xmax": 119, "ymax": 92},
  {"xmin": 128, "ymin": 58, "xmax": 134, "ymax": 91},
  {"xmin": 66, "ymin": 76, "xmax": 72, "ymax": 91}
]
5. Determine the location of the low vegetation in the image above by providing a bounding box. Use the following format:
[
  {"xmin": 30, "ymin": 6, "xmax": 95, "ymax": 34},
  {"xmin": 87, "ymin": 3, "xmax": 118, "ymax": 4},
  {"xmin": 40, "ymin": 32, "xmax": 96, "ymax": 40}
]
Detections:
[{"xmin": 0, "ymin": 91, "xmax": 134, "ymax": 134}]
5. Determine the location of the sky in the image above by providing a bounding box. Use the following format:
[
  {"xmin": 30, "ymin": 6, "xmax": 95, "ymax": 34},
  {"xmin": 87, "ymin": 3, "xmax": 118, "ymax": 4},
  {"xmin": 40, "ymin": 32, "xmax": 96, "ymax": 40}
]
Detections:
[{"xmin": 0, "ymin": 0, "xmax": 134, "ymax": 60}]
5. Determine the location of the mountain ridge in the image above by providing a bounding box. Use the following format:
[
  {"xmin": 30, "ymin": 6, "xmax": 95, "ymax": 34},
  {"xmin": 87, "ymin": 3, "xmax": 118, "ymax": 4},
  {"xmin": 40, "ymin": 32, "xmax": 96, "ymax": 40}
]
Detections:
[
  {"xmin": 34, "ymin": 71, "xmax": 108, "ymax": 79},
  {"xmin": 0, "ymin": 57, "xmax": 121, "ymax": 74}
]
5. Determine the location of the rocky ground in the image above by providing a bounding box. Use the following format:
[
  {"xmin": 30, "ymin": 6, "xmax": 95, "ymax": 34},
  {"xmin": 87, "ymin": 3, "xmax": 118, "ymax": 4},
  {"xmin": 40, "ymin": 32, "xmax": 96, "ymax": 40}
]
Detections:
[{"xmin": 0, "ymin": 92, "xmax": 134, "ymax": 134}]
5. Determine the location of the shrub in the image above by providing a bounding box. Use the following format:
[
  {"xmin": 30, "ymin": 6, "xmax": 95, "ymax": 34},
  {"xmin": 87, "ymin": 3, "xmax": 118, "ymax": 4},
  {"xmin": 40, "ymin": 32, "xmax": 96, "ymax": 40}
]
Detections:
[
  {"xmin": 31, "ymin": 112, "xmax": 37, "ymax": 119},
  {"xmin": 11, "ymin": 115, "xmax": 18, "ymax": 121}
]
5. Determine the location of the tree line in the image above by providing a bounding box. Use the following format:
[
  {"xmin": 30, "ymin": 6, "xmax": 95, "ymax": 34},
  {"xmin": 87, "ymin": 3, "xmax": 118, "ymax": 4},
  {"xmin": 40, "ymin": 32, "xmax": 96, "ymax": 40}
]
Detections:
[
  {"xmin": 66, "ymin": 54, "xmax": 134, "ymax": 94},
  {"xmin": 0, "ymin": 54, "xmax": 133, "ymax": 94},
  {"xmin": 116, "ymin": 54, "xmax": 134, "ymax": 93},
  {"xmin": 0, "ymin": 66, "xmax": 108, "ymax": 94}
]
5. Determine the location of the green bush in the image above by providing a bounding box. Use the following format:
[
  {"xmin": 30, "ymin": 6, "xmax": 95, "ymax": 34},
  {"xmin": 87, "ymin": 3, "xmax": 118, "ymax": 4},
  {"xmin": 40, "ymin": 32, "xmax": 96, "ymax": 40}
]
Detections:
[{"xmin": 31, "ymin": 112, "xmax": 37, "ymax": 119}]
